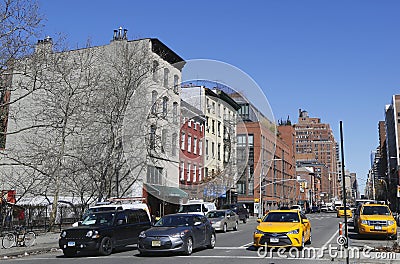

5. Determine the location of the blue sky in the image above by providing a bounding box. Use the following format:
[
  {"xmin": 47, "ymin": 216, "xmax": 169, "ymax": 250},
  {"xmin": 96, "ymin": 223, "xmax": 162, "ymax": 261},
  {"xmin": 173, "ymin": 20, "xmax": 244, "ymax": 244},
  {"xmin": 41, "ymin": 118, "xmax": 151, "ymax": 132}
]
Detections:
[{"xmin": 38, "ymin": 0, "xmax": 400, "ymax": 192}]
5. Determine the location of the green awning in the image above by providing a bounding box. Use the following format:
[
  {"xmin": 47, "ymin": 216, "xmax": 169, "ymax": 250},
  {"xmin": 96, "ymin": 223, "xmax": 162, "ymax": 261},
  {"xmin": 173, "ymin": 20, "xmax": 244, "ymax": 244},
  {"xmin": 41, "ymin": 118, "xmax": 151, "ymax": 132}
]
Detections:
[{"xmin": 144, "ymin": 183, "xmax": 188, "ymax": 199}]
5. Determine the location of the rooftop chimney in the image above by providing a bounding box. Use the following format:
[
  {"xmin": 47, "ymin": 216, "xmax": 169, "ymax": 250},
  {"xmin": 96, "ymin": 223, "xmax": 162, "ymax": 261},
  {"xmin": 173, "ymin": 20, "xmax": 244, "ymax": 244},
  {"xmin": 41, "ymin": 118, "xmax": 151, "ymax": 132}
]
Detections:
[{"xmin": 112, "ymin": 27, "xmax": 128, "ymax": 41}]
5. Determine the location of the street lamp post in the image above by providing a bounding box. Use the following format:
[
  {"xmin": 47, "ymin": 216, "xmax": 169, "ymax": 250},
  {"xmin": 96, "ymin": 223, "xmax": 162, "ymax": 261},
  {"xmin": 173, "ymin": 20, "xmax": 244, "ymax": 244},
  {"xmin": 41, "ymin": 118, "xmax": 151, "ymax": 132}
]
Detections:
[{"xmin": 259, "ymin": 158, "xmax": 282, "ymax": 218}]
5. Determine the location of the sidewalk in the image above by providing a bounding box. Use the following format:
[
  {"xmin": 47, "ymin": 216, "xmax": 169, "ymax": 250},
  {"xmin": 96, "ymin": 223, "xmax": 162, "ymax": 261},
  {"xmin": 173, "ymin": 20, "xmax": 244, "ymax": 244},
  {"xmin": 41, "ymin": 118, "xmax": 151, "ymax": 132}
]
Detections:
[{"xmin": 0, "ymin": 231, "xmax": 60, "ymax": 258}]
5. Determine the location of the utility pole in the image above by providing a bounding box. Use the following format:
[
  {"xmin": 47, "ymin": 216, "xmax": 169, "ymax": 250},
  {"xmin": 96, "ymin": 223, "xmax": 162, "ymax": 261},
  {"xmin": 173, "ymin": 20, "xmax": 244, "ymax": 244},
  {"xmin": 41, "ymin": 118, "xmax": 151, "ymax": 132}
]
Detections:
[{"xmin": 340, "ymin": 121, "xmax": 349, "ymax": 264}]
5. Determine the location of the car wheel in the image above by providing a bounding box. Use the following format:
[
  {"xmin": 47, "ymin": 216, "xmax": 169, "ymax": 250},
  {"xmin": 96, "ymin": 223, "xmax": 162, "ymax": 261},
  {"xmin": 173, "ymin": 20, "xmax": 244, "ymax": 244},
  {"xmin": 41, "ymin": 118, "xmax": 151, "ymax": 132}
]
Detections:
[
  {"xmin": 63, "ymin": 249, "xmax": 76, "ymax": 257},
  {"xmin": 184, "ymin": 237, "xmax": 193, "ymax": 255},
  {"xmin": 98, "ymin": 237, "xmax": 113, "ymax": 256},
  {"xmin": 233, "ymin": 221, "xmax": 238, "ymax": 231},
  {"xmin": 391, "ymin": 234, "xmax": 398, "ymax": 240},
  {"xmin": 207, "ymin": 233, "xmax": 216, "ymax": 249},
  {"xmin": 306, "ymin": 230, "xmax": 312, "ymax": 245},
  {"xmin": 223, "ymin": 223, "xmax": 227, "ymax": 233}
]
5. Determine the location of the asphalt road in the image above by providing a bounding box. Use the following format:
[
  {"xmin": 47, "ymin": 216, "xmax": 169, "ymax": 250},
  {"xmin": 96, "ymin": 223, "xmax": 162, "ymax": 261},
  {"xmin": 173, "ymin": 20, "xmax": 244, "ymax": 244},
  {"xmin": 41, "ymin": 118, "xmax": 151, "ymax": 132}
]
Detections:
[{"xmin": 3, "ymin": 212, "xmax": 400, "ymax": 263}]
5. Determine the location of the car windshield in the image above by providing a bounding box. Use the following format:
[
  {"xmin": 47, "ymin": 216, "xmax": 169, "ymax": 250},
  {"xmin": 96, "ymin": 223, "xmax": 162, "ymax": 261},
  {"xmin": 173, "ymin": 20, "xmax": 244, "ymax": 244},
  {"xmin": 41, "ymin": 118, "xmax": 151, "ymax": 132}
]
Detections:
[
  {"xmin": 155, "ymin": 215, "xmax": 193, "ymax": 227},
  {"xmin": 206, "ymin": 211, "xmax": 225, "ymax": 218},
  {"xmin": 178, "ymin": 204, "xmax": 201, "ymax": 213},
  {"xmin": 263, "ymin": 212, "xmax": 300, "ymax": 223},
  {"xmin": 338, "ymin": 207, "xmax": 351, "ymax": 210},
  {"xmin": 81, "ymin": 212, "xmax": 115, "ymax": 226},
  {"xmin": 362, "ymin": 206, "xmax": 390, "ymax": 215}
]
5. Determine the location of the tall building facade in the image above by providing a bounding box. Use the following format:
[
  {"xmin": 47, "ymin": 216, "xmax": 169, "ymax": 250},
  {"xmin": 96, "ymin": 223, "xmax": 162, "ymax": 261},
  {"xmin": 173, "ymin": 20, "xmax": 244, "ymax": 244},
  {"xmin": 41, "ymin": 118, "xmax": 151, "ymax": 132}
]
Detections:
[
  {"xmin": 294, "ymin": 109, "xmax": 339, "ymax": 204},
  {"xmin": 234, "ymin": 95, "xmax": 295, "ymax": 215}
]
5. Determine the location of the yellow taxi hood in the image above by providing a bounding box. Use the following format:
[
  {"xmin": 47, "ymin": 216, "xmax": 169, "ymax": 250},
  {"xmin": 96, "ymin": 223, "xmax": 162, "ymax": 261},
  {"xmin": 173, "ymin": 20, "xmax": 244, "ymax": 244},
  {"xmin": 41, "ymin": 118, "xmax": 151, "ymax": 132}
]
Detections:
[
  {"xmin": 257, "ymin": 222, "xmax": 301, "ymax": 232},
  {"xmin": 360, "ymin": 215, "xmax": 394, "ymax": 221}
]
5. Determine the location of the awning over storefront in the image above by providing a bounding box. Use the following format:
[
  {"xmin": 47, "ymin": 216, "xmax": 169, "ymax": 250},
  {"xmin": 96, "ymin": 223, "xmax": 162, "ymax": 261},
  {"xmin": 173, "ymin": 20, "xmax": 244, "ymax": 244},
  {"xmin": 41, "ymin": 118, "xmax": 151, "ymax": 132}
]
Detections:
[{"xmin": 144, "ymin": 183, "xmax": 188, "ymax": 199}]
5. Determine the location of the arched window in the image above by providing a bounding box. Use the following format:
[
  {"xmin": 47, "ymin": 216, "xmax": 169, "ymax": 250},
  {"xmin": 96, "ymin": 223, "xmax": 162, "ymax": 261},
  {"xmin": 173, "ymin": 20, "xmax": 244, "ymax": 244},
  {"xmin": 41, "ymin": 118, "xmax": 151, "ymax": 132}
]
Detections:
[
  {"xmin": 173, "ymin": 75, "xmax": 179, "ymax": 94},
  {"xmin": 151, "ymin": 90, "xmax": 158, "ymax": 114},
  {"xmin": 163, "ymin": 68, "xmax": 169, "ymax": 88},
  {"xmin": 162, "ymin": 96, "xmax": 168, "ymax": 117},
  {"xmin": 150, "ymin": 124, "xmax": 156, "ymax": 149},
  {"xmin": 173, "ymin": 102, "xmax": 178, "ymax": 123},
  {"xmin": 152, "ymin": 60, "xmax": 159, "ymax": 81}
]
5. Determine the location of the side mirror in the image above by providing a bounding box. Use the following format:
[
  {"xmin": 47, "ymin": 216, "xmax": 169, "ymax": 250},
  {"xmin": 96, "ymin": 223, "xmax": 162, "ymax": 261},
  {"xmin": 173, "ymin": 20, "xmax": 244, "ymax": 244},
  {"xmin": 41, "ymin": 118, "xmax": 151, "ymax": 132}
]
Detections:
[
  {"xmin": 117, "ymin": 219, "xmax": 125, "ymax": 225},
  {"xmin": 257, "ymin": 219, "xmax": 261, "ymax": 223},
  {"xmin": 194, "ymin": 221, "xmax": 202, "ymax": 226}
]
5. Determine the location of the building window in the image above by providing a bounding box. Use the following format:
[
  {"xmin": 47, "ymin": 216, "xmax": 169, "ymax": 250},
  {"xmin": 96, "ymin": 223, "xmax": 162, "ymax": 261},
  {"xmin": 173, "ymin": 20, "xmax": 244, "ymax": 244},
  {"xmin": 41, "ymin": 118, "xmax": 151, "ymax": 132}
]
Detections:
[
  {"xmin": 193, "ymin": 164, "xmax": 197, "ymax": 182},
  {"xmin": 172, "ymin": 133, "xmax": 177, "ymax": 156},
  {"xmin": 187, "ymin": 135, "xmax": 192, "ymax": 153},
  {"xmin": 163, "ymin": 68, "xmax": 169, "ymax": 88},
  {"xmin": 162, "ymin": 96, "xmax": 168, "ymax": 117},
  {"xmin": 180, "ymin": 162, "xmax": 185, "ymax": 181},
  {"xmin": 152, "ymin": 60, "xmax": 159, "ymax": 82},
  {"xmin": 151, "ymin": 90, "xmax": 158, "ymax": 114},
  {"xmin": 173, "ymin": 75, "xmax": 179, "ymax": 94},
  {"xmin": 194, "ymin": 137, "xmax": 197, "ymax": 154},
  {"xmin": 161, "ymin": 129, "xmax": 167, "ymax": 153},
  {"xmin": 188, "ymin": 119, "xmax": 191, "ymax": 127},
  {"xmin": 199, "ymin": 139, "xmax": 202, "ymax": 156},
  {"xmin": 217, "ymin": 121, "xmax": 221, "ymax": 137},
  {"xmin": 218, "ymin": 143, "xmax": 221, "ymax": 161},
  {"xmin": 147, "ymin": 165, "xmax": 163, "ymax": 185},
  {"xmin": 212, "ymin": 142, "xmax": 215, "ymax": 158},
  {"xmin": 150, "ymin": 125, "xmax": 156, "ymax": 150},
  {"xmin": 187, "ymin": 163, "xmax": 191, "ymax": 182},
  {"xmin": 198, "ymin": 168, "xmax": 202, "ymax": 182},
  {"xmin": 205, "ymin": 140, "xmax": 209, "ymax": 158},
  {"xmin": 181, "ymin": 132, "xmax": 185, "ymax": 150},
  {"xmin": 173, "ymin": 102, "xmax": 178, "ymax": 124},
  {"xmin": 207, "ymin": 99, "xmax": 210, "ymax": 113},
  {"xmin": 212, "ymin": 120, "xmax": 215, "ymax": 134}
]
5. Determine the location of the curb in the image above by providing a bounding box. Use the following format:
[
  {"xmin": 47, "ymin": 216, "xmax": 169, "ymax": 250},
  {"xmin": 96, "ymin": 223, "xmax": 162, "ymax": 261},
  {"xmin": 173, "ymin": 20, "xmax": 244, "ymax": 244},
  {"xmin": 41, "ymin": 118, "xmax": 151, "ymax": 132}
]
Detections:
[{"xmin": 0, "ymin": 244, "xmax": 59, "ymax": 259}]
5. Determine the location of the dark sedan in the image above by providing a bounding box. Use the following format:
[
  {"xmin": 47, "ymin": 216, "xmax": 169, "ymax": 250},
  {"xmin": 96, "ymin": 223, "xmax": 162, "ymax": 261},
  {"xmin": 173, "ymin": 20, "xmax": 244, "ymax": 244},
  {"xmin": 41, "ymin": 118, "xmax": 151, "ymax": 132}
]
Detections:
[{"xmin": 138, "ymin": 213, "xmax": 216, "ymax": 256}]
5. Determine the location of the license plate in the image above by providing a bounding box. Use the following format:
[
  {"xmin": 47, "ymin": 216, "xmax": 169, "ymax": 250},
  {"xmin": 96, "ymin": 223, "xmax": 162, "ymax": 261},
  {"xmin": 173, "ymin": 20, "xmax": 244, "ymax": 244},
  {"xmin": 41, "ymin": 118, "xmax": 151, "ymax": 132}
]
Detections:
[
  {"xmin": 270, "ymin": 238, "xmax": 279, "ymax": 243},
  {"xmin": 375, "ymin": 226, "xmax": 382, "ymax": 230},
  {"xmin": 152, "ymin": 240, "xmax": 161, "ymax": 247},
  {"xmin": 67, "ymin": 241, "xmax": 75, "ymax": 247}
]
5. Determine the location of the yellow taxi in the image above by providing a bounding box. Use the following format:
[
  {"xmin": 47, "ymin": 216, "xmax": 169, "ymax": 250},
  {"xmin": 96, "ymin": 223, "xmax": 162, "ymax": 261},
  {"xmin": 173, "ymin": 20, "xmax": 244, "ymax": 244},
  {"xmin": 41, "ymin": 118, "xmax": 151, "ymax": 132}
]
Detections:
[
  {"xmin": 356, "ymin": 203, "xmax": 397, "ymax": 239},
  {"xmin": 336, "ymin": 206, "xmax": 353, "ymax": 218},
  {"xmin": 253, "ymin": 210, "xmax": 311, "ymax": 248}
]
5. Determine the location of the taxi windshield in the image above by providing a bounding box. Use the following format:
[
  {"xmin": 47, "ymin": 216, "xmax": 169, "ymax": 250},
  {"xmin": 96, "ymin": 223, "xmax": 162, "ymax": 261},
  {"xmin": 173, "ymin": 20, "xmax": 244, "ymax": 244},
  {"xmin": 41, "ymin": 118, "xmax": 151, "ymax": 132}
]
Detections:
[
  {"xmin": 362, "ymin": 206, "xmax": 390, "ymax": 215},
  {"xmin": 263, "ymin": 212, "xmax": 300, "ymax": 223}
]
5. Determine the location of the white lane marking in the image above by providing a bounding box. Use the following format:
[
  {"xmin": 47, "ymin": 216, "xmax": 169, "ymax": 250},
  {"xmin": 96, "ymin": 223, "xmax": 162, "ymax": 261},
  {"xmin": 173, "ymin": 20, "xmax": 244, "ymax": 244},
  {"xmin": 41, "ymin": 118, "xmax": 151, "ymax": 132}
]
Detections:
[
  {"xmin": 177, "ymin": 255, "xmax": 333, "ymax": 260},
  {"xmin": 241, "ymin": 242, "xmax": 253, "ymax": 248},
  {"xmin": 322, "ymin": 229, "xmax": 339, "ymax": 249}
]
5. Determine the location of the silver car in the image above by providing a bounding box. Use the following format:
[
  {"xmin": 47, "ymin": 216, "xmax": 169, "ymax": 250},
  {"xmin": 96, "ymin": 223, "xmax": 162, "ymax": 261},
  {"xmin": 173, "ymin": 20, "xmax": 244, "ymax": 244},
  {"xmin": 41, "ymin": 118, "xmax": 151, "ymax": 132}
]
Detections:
[{"xmin": 206, "ymin": 209, "xmax": 239, "ymax": 232}]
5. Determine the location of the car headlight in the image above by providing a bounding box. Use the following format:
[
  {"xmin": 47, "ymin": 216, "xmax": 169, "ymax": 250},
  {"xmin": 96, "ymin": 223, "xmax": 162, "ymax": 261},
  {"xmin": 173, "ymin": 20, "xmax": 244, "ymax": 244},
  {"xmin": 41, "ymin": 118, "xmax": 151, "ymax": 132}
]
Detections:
[
  {"xmin": 60, "ymin": 231, "xmax": 67, "ymax": 238},
  {"xmin": 254, "ymin": 229, "xmax": 264, "ymax": 235},
  {"xmin": 139, "ymin": 231, "xmax": 146, "ymax": 239},
  {"xmin": 287, "ymin": 229, "xmax": 299, "ymax": 235},
  {"xmin": 214, "ymin": 221, "xmax": 221, "ymax": 226},
  {"xmin": 170, "ymin": 231, "xmax": 186, "ymax": 238},
  {"xmin": 361, "ymin": 220, "xmax": 368, "ymax": 225},
  {"xmin": 388, "ymin": 220, "xmax": 395, "ymax": 226},
  {"xmin": 86, "ymin": 230, "xmax": 99, "ymax": 238}
]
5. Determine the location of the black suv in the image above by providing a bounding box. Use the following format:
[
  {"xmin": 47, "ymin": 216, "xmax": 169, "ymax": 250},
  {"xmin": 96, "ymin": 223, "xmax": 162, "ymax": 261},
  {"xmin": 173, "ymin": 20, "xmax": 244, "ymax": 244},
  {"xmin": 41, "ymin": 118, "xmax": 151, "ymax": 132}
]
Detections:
[
  {"xmin": 220, "ymin": 204, "xmax": 249, "ymax": 223},
  {"xmin": 59, "ymin": 209, "xmax": 151, "ymax": 257}
]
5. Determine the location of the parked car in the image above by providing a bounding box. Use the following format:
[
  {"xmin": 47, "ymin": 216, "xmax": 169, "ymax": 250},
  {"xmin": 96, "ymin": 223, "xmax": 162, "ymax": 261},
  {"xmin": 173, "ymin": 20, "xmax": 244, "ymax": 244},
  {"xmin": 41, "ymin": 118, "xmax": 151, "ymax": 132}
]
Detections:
[
  {"xmin": 206, "ymin": 209, "xmax": 239, "ymax": 232},
  {"xmin": 59, "ymin": 209, "xmax": 151, "ymax": 257},
  {"xmin": 220, "ymin": 203, "xmax": 249, "ymax": 223},
  {"xmin": 310, "ymin": 206, "xmax": 320, "ymax": 213},
  {"xmin": 254, "ymin": 209, "xmax": 311, "ymax": 248},
  {"xmin": 354, "ymin": 203, "xmax": 397, "ymax": 239},
  {"xmin": 138, "ymin": 213, "xmax": 216, "ymax": 256},
  {"xmin": 178, "ymin": 200, "xmax": 217, "ymax": 215},
  {"xmin": 290, "ymin": 205, "xmax": 305, "ymax": 214},
  {"xmin": 320, "ymin": 204, "xmax": 330, "ymax": 212}
]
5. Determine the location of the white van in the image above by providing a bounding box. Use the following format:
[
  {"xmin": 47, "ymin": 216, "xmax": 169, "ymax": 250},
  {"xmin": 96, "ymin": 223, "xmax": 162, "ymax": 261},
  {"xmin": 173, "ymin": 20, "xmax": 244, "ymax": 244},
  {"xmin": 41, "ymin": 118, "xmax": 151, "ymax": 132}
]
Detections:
[
  {"xmin": 178, "ymin": 199, "xmax": 217, "ymax": 215},
  {"xmin": 72, "ymin": 201, "xmax": 151, "ymax": 226}
]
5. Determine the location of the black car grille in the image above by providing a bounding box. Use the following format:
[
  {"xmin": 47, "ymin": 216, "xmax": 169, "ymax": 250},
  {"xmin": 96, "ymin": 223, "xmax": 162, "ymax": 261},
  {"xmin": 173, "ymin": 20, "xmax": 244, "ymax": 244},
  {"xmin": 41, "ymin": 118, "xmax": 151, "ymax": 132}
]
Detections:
[
  {"xmin": 368, "ymin": 220, "xmax": 388, "ymax": 226},
  {"xmin": 259, "ymin": 233, "xmax": 292, "ymax": 247},
  {"xmin": 65, "ymin": 229, "xmax": 89, "ymax": 239}
]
